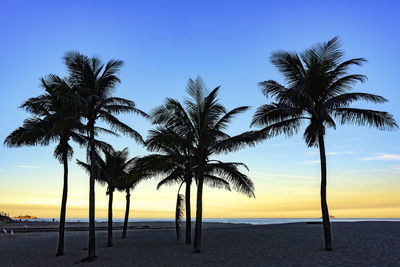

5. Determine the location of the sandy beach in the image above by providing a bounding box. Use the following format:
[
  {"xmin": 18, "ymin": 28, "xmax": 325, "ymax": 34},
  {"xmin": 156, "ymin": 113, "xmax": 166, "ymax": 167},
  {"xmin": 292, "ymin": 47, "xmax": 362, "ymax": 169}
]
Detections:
[{"xmin": 0, "ymin": 221, "xmax": 399, "ymax": 266}]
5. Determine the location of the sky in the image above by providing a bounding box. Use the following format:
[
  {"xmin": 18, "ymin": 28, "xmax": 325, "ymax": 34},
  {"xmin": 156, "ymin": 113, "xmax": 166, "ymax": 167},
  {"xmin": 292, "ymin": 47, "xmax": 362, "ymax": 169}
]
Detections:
[{"xmin": 0, "ymin": 0, "xmax": 399, "ymax": 219}]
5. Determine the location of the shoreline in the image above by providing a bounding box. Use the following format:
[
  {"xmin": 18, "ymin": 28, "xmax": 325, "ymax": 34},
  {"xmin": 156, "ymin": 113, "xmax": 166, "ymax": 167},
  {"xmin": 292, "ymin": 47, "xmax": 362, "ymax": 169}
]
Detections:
[{"xmin": 2, "ymin": 218, "xmax": 400, "ymax": 232}]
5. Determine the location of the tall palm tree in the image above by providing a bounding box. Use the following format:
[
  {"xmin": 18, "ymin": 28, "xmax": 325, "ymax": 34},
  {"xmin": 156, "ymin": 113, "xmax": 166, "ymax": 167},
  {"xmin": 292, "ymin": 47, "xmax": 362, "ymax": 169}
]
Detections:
[
  {"xmin": 63, "ymin": 51, "xmax": 148, "ymax": 261},
  {"xmin": 78, "ymin": 147, "xmax": 135, "ymax": 247},
  {"xmin": 251, "ymin": 37, "xmax": 398, "ymax": 250},
  {"xmin": 151, "ymin": 77, "xmax": 257, "ymax": 252},
  {"xmin": 4, "ymin": 75, "xmax": 85, "ymax": 256}
]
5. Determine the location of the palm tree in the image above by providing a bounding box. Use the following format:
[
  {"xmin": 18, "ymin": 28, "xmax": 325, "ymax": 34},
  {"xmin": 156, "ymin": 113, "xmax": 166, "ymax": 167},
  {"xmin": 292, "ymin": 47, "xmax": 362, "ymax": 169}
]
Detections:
[
  {"xmin": 116, "ymin": 159, "xmax": 149, "ymax": 239},
  {"xmin": 142, "ymin": 135, "xmax": 244, "ymax": 244},
  {"xmin": 63, "ymin": 51, "xmax": 148, "ymax": 260},
  {"xmin": 142, "ymin": 128, "xmax": 195, "ymax": 244},
  {"xmin": 155, "ymin": 163, "xmax": 244, "ymax": 243},
  {"xmin": 251, "ymin": 37, "xmax": 398, "ymax": 250},
  {"xmin": 78, "ymin": 147, "xmax": 135, "ymax": 247},
  {"xmin": 150, "ymin": 77, "xmax": 257, "ymax": 252},
  {"xmin": 4, "ymin": 75, "xmax": 85, "ymax": 256}
]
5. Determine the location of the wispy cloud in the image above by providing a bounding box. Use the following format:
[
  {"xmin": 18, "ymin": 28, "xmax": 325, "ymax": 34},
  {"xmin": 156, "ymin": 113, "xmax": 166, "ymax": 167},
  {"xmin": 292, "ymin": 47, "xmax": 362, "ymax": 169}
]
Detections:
[
  {"xmin": 344, "ymin": 137, "xmax": 364, "ymax": 142},
  {"xmin": 327, "ymin": 151, "xmax": 354, "ymax": 155},
  {"xmin": 307, "ymin": 151, "xmax": 354, "ymax": 156},
  {"xmin": 264, "ymin": 142, "xmax": 302, "ymax": 148},
  {"xmin": 302, "ymin": 160, "xmax": 320, "ymax": 165},
  {"xmin": 392, "ymin": 165, "xmax": 400, "ymax": 170},
  {"xmin": 15, "ymin": 165, "xmax": 42, "ymax": 169},
  {"xmin": 251, "ymin": 171, "xmax": 316, "ymax": 180},
  {"xmin": 361, "ymin": 154, "xmax": 400, "ymax": 161}
]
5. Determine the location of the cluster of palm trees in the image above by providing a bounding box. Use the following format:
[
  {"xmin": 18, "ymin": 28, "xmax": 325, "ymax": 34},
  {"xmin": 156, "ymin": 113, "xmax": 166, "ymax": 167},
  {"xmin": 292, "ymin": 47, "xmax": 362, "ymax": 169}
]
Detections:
[
  {"xmin": 4, "ymin": 37, "xmax": 397, "ymax": 260},
  {"xmin": 4, "ymin": 53, "xmax": 149, "ymax": 260}
]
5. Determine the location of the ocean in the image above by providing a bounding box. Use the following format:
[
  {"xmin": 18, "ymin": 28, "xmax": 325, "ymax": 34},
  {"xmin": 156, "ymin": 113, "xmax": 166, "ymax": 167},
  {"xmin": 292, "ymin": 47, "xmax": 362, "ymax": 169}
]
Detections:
[{"xmin": 26, "ymin": 218, "xmax": 400, "ymax": 224}]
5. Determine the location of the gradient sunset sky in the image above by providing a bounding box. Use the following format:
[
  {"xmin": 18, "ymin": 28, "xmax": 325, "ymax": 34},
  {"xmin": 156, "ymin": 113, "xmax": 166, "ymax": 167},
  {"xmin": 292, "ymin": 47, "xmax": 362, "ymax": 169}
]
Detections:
[{"xmin": 1, "ymin": 0, "xmax": 399, "ymax": 219}]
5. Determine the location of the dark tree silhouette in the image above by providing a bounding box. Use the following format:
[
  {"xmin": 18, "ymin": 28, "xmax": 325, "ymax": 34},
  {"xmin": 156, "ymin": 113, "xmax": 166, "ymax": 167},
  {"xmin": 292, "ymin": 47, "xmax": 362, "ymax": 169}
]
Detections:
[
  {"xmin": 116, "ymin": 156, "xmax": 150, "ymax": 239},
  {"xmin": 251, "ymin": 37, "xmax": 398, "ymax": 250},
  {"xmin": 78, "ymin": 147, "xmax": 135, "ymax": 247},
  {"xmin": 4, "ymin": 75, "xmax": 85, "ymax": 256},
  {"xmin": 63, "ymin": 52, "xmax": 148, "ymax": 261},
  {"xmin": 141, "ymin": 128, "xmax": 196, "ymax": 244},
  {"xmin": 150, "ymin": 77, "xmax": 257, "ymax": 252},
  {"xmin": 141, "ymin": 150, "xmax": 234, "ymax": 243}
]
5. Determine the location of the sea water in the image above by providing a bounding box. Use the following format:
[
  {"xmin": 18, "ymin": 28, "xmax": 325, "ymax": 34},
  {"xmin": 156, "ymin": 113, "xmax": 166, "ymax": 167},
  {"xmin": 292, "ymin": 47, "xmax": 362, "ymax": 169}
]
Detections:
[{"xmin": 23, "ymin": 218, "xmax": 400, "ymax": 224}]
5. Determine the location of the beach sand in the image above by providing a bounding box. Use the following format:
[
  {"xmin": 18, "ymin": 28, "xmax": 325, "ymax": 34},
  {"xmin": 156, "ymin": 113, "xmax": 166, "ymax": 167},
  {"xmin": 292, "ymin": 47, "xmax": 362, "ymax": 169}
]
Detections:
[{"xmin": 0, "ymin": 221, "xmax": 399, "ymax": 266}]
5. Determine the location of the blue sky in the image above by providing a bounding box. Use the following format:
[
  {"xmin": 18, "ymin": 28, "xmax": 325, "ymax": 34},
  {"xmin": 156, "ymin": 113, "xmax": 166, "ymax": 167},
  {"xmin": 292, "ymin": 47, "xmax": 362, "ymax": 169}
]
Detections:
[{"xmin": 0, "ymin": 0, "xmax": 399, "ymax": 218}]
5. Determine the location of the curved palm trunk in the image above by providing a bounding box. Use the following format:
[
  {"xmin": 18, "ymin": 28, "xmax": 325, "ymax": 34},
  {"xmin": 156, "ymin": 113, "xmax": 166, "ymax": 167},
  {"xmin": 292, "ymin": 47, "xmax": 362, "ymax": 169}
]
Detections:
[
  {"xmin": 122, "ymin": 188, "xmax": 130, "ymax": 238},
  {"xmin": 107, "ymin": 189, "xmax": 113, "ymax": 247},
  {"xmin": 185, "ymin": 178, "xmax": 191, "ymax": 245},
  {"xmin": 175, "ymin": 181, "xmax": 185, "ymax": 241},
  {"xmin": 318, "ymin": 132, "xmax": 332, "ymax": 251},
  {"xmin": 193, "ymin": 166, "xmax": 204, "ymax": 253},
  {"xmin": 56, "ymin": 152, "xmax": 68, "ymax": 256}
]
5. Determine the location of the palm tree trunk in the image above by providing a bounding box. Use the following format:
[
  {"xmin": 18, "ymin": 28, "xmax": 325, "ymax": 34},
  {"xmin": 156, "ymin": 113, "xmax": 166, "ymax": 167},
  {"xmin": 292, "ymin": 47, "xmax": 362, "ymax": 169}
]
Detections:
[
  {"xmin": 318, "ymin": 131, "xmax": 332, "ymax": 251},
  {"xmin": 107, "ymin": 189, "xmax": 113, "ymax": 247},
  {"xmin": 85, "ymin": 124, "xmax": 96, "ymax": 261},
  {"xmin": 175, "ymin": 181, "xmax": 185, "ymax": 240},
  {"xmin": 122, "ymin": 188, "xmax": 130, "ymax": 239},
  {"xmin": 193, "ymin": 166, "xmax": 204, "ymax": 253},
  {"xmin": 185, "ymin": 178, "xmax": 191, "ymax": 245},
  {"xmin": 56, "ymin": 152, "xmax": 68, "ymax": 256}
]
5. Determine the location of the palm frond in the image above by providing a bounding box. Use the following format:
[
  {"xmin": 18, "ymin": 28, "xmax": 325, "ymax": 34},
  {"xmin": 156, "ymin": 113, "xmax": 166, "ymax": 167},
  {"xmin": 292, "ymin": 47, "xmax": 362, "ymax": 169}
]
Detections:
[
  {"xmin": 258, "ymin": 80, "xmax": 288, "ymax": 99},
  {"xmin": 325, "ymin": 93, "xmax": 387, "ymax": 110},
  {"xmin": 214, "ymin": 130, "xmax": 269, "ymax": 153},
  {"xmin": 4, "ymin": 118, "xmax": 52, "ymax": 147},
  {"xmin": 204, "ymin": 175, "xmax": 231, "ymax": 191},
  {"xmin": 333, "ymin": 108, "xmax": 398, "ymax": 130},
  {"xmin": 213, "ymin": 106, "xmax": 250, "ymax": 131},
  {"xmin": 325, "ymin": 74, "xmax": 367, "ymax": 97},
  {"xmin": 98, "ymin": 111, "xmax": 144, "ymax": 144},
  {"xmin": 205, "ymin": 162, "xmax": 255, "ymax": 198},
  {"xmin": 329, "ymin": 58, "xmax": 367, "ymax": 78},
  {"xmin": 260, "ymin": 118, "xmax": 303, "ymax": 138},
  {"xmin": 251, "ymin": 102, "xmax": 304, "ymax": 127},
  {"xmin": 156, "ymin": 172, "xmax": 184, "ymax": 189},
  {"xmin": 270, "ymin": 51, "xmax": 305, "ymax": 86}
]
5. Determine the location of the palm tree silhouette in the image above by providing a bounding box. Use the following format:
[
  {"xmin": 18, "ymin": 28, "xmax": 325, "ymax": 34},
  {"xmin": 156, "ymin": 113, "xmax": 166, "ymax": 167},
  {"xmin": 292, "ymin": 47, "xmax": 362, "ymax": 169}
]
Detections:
[
  {"xmin": 150, "ymin": 77, "xmax": 257, "ymax": 252},
  {"xmin": 141, "ymin": 146, "xmax": 233, "ymax": 243},
  {"xmin": 142, "ymin": 127, "xmax": 196, "ymax": 244},
  {"xmin": 63, "ymin": 51, "xmax": 148, "ymax": 261},
  {"xmin": 251, "ymin": 37, "xmax": 398, "ymax": 250},
  {"xmin": 4, "ymin": 75, "xmax": 85, "ymax": 256},
  {"xmin": 116, "ymin": 157, "xmax": 149, "ymax": 239},
  {"xmin": 78, "ymin": 147, "xmax": 134, "ymax": 247}
]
